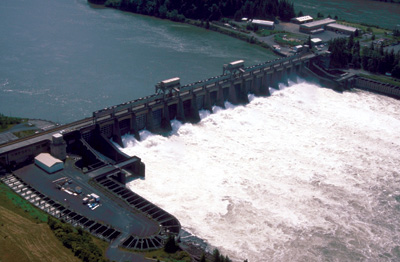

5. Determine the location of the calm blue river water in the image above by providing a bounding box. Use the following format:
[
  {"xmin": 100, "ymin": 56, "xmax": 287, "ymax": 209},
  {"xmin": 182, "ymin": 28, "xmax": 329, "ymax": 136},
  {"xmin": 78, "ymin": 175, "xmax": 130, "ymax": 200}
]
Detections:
[{"xmin": 0, "ymin": 0, "xmax": 276, "ymax": 123}]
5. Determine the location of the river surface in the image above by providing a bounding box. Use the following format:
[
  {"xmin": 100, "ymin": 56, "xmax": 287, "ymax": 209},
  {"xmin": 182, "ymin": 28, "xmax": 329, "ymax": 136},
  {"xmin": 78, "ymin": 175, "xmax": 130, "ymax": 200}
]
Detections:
[
  {"xmin": 291, "ymin": 0, "xmax": 400, "ymax": 29},
  {"xmin": 2, "ymin": 1, "xmax": 400, "ymax": 262},
  {"xmin": 0, "ymin": 0, "xmax": 275, "ymax": 123},
  {"xmin": 121, "ymin": 82, "xmax": 400, "ymax": 261}
]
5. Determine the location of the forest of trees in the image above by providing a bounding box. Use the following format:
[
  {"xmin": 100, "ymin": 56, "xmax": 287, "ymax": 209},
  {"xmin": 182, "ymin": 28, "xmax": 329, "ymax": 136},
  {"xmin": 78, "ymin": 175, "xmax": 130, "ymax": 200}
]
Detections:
[
  {"xmin": 89, "ymin": 0, "xmax": 296, "ymax": 22},
  {"xmin": 328, "ymin": 34, "xmax": 400, "ymax": 79}
]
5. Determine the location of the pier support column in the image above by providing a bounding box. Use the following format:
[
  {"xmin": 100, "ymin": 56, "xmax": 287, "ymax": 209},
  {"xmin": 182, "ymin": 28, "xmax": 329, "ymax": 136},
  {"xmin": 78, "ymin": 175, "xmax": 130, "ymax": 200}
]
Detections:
[
  {"xmin": 146, "ymin": 108, "xmax": 154, "ymax": 132},
  {"xmin": 112, "ymin": 118, "xmax": 123, "ymax": 147},
  {"xmin": 288, "ymin": 66, "xmax": 297, "ymax": 83},
  {"xmin": 130, "ymin": 112, "xmax": 140, "ymax": 141},
  {"xmin": 228, "ymin": 81, "xmax": 238, "ymax": 104},
  {"xmin": 282, "ymin": 68, "xmax": 289, "ymax": 87},
  {"xmin": 251, "ymin": 75, "xmax": 260, "ymax": 96},
  {"xmin": 271, "ymin": 69, "xmax": 280, "ymax": 90},
  {"xmin": 189, "ymin": 95, "xmax": 201, "ymax": 123},
  {"xmin": 176, "ymin": 98, "xmax": 185, "ymax": 122},
  {"xmin": 161, "ymin": 102, "xmax": 172, "ymax": 131},
  {"xmin": 204, "ymin": 90, "xmax": 213, "ymax": 113},
  {"xmin": 238, "ymin": 79, "xmax": 249, "ymax": 104},
  {"xmin": 260, "ymin": 72, "xmax": 271, "ymax": 96},
  {"xmin": 216, "ymin": 85, "xmax": 225, "ymax": 108}
]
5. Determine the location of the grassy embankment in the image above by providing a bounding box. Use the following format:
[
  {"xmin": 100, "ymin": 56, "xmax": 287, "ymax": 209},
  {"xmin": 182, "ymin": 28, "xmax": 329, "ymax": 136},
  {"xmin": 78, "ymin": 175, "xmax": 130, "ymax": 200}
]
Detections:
[
  {"xmin": 0, "ymin": 181, "xmax": 111, "ymax": 262},
  {"xmin": 0, "ymin": 114, "xmax": 38, "ymax": 138},
  {"xmin": 274, "ymin": 32, "xmax": 307, "ymax": 46},
  {"xmin": 0, "ymin": 114, "xmax": 27, "ymax": 133},
  {"xmin": 359, "ymin": 73, "xmax": 400, "ymax": 87},
  {"xmin": 0, "ymin": 182, "xmax": 80, "ymax": 262},
  {"xmin": 337, "ymin": 21, "xmax": 400, "ymax": 44},
  {"xmin": 186, "ymin": 19, "xmax": 274, "ymax": 52},
  {"xmin": 122, "ymin": 247, "xmax": 191, "ymax": 262}
]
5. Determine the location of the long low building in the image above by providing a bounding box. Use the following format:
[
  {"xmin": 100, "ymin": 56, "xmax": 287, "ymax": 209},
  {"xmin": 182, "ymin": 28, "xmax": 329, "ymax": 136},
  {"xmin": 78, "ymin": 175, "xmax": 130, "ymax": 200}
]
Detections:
[
  {"xmin": 251, "ymin": 19, "xmax": 275, "ymax": 30},
  {"xmin": 300, "ymin": 18, "xmax": 336, "ymax": 34},
  {"xmin": 326, "ymin": 23, "xmax": 358, "ymax": 35}
]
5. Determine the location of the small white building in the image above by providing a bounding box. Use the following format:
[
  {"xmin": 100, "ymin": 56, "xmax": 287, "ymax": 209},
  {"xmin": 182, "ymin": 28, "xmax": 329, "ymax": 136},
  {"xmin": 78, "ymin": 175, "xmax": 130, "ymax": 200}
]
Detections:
[
  {"xmin": 291, "ymin": 15, "xmax": 313, "ymax": 24},
  {"xmin": 293, "ymin": 45, "xmax": 303, "ymax": 53},
  {"xmin": 34, "ymin": 153, "xmax": 64, "ymax": 173},
  {"xmin": 251, "ymin": 19, "xmax": 275, "ymax": 29},
  {"xmin": 311, "ymin": 38, "xmax": 323, "ymax": 47}
]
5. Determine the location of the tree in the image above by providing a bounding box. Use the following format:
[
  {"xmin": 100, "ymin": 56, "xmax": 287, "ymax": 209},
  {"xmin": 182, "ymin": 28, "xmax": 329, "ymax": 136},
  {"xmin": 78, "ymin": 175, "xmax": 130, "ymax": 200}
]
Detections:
[
  {"xmin": 392, "ymin": 63, "xmax": 400, "ymax": 78},
  {"xmin": 164, "ymin": 235, "xmax": 179, "ymax": 253},
  {"xmin": 347, "ymin": 33, "xmax": 354, "ymax": 50},
  {"xmin": 306, "ymin": 35, "xmax": 312, "ymax": 47},
  {"xmin": 297, "ymin": 10, "xmax": 303, "ymax": 17},
  {"xmin": 213, "ymin": 249, "xmax": 221, "ymax": 262},
  {"xmin": 200, "ymin": 253, "xmax": 206, "ymax": 262}
]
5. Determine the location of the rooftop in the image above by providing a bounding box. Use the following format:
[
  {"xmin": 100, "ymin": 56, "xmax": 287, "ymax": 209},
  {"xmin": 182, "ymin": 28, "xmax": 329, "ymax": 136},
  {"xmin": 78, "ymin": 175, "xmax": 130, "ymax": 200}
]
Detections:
[
  {"xmin": 35, "ymin": 153, "xmax": 62, "ymax": 167},
  {"xmin": 252, "ymin": 19, "xmax": 274, "ymax": 26},
  {"xmin": 301, "ymin": 18, "xmax": 336, "ymax": 28},
  {"xmin": 293, "ymin": 15, "xmax": 313, "ymax": 22},
  {"xmin": 326, "ymin": 23, "xmax": 358, "ymax": 32},
  {"xmin": 311, "ymin": 38, "xmax": 323, "ymax": 43}
]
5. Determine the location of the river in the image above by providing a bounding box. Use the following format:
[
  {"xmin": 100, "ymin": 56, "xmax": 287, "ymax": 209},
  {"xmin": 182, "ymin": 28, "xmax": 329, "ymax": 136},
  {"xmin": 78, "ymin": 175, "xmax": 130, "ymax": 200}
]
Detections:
[
  {"xmin": 121, "ymin": 82, "xmax": 400, "ymax": 261},
  {"xmin": 2, "ymin": 1, "xmax": 400, "ymax": 261},
  {"xmin": 0, "ymin": 0, "xmax": 275, "ymax": 123}
]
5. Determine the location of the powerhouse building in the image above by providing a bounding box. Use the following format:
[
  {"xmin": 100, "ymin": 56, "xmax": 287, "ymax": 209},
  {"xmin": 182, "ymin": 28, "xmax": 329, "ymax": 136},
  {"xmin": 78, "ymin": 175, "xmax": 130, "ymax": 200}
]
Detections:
[
  {"xmin": 326, "ymin": 23, "xmax": 358, "ymax": 35},
  {"xmin": 300, "ymin": 18, "xmax": 336, "ymax": 34}
]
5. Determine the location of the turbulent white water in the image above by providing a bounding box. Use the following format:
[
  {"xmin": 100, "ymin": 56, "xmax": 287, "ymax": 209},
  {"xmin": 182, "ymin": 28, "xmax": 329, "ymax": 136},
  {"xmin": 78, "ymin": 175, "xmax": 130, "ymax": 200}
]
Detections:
[{"xmin": 119, "ymin": 81, "xmax": 400, "ymax": 262}]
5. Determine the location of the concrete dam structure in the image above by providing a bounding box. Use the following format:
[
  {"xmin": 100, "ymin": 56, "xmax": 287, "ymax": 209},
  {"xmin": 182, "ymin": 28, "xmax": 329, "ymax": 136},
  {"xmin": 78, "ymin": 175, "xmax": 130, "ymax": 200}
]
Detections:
[
  {"xmin": 0, "ymin": 50, "xmax": 364, "ymax": 254},
  {"xmin": 82, "ymin": 52, "xmax": 316, "ymax": 149}
]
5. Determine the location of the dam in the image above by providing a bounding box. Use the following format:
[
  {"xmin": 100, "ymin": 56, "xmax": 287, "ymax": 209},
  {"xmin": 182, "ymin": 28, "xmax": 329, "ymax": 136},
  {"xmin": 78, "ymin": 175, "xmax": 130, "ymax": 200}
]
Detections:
[{"xmin": 0, "ymin": 50, "xmax": 399, "ymax": 259}]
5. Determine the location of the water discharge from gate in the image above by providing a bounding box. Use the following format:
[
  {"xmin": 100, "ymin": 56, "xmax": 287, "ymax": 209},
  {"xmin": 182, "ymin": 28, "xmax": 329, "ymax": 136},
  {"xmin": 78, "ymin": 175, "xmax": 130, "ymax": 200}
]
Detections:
[{"xmin": 118, "ymin": 81, "xmax": 400, "ymax": 261}]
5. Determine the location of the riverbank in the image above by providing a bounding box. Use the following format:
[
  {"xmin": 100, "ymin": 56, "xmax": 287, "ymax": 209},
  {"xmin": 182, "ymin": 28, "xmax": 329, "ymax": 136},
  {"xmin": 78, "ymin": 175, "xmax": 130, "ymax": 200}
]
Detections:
[{"xmin": 0, "ymin": 118, "xmax": 58, "ymax": 145}]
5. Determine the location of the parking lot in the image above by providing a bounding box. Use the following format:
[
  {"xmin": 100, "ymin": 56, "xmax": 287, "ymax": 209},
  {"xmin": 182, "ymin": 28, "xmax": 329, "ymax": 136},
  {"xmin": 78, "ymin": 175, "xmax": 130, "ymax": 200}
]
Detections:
[{"xmin": 12, "ymin": 158, "xmax": 161, "ymax": 238}]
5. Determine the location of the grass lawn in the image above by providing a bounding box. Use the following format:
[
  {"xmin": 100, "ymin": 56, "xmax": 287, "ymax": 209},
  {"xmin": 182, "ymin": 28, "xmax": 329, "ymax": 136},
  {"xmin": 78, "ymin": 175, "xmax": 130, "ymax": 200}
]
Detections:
[
  {"xmin": 12, "ymin": 129, "xmax": 37, "ymax": 138},
  {"xmin": 143, "ymin": 249, "xmax": 191, "ymax": 262},
  {"xmin": 122, "ymin": 247, "xmax": 191, "ymax": 262},
  {"xmin": 359, "ymin": 73, "xmax": 400, "ymax": 87},
  {"xmin": 0, "ymin": 182, "xmax": 80, "ymax": 262},
  {"xmin": 0, "ymin": 183, "xmax": 47, "ymax": 223},
  {"xmin": 256, "ymin": 29, "xmax": 286, "ymax": 37},
  {"xmin": 0, "ymin": 116, "xmax": 27, "ymax": 133},
  {"xmin": 337, "ymin": 20, "xmax": 390, "ymax": 35},
  {"xmin": 274, "ymin": 32, "xmax": 306, "ymax": 46}
]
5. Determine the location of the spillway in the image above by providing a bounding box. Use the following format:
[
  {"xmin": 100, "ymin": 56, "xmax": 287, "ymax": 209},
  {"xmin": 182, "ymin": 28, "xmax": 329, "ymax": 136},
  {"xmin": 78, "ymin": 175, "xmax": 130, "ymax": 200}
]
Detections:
[{"xmin": 118, "ymin": 81, "xmax": 400, "ymax": 261}]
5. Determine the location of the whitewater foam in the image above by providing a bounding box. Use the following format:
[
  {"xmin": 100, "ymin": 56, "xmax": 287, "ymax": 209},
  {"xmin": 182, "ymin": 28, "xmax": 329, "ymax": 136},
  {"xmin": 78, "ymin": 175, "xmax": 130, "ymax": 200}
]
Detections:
[{"xmin": 119, "ymin": 81, "xmax": 400, "ymax": 261}]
